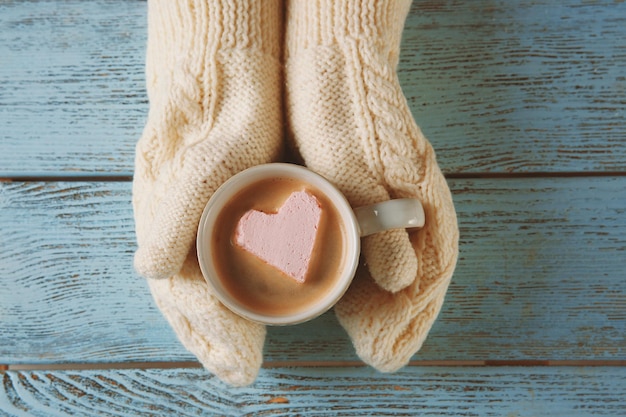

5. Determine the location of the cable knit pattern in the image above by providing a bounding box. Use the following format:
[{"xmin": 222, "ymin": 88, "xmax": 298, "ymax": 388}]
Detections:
[
  {"xmin": 286, "ymin": 0, "xmax": 459, "ymax": 372},
  {"xmin": 132, "ymin": 0, "xmax": 283, "ymax": 386}
]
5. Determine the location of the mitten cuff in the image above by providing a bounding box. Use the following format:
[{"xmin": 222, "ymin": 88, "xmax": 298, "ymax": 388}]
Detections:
[
  {"xmin": 149, "ymin": 0, "xmax": 282, "ymax": 56},
  {"xmin": 146, "ymin": 0, "xmax": 282, "ymax": 90},
  {"xmin": 286, "ymin": 0, "xmax": 411, "ymax": 59}
]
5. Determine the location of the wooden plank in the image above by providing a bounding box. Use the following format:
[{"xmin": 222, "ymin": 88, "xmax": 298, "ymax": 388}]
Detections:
[
  {"xmin": 401, "ymin": 0, "xmax": 626, "ymax": 173},
  {"xmin": 1, "ymin": 178, "xmax": 624, "ymax": 364},
  {"xmin": 0, "ymin": 0, "xmax": 145, "ymax": 177},
  {"xmin": 1, "ymin": 366, "xmax": 625, "ymax": 416},
  {"xmin": 1, "ymin": 0, "xmax": 626, "ymax": 176}
]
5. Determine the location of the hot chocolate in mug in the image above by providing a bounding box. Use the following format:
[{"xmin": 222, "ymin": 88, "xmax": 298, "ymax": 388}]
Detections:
[{"xmin": 197, "ymin": 163, "xmax": 425, "ymax": 325}]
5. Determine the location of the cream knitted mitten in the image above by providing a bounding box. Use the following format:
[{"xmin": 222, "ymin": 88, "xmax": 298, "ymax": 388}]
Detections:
[
  {"xmin": 133, "ymin": 0, "xmax": 283, "ymax": 386},
  {"xmin": 285, "ymin": 0, "xmax": 459, "ymax": 372}
]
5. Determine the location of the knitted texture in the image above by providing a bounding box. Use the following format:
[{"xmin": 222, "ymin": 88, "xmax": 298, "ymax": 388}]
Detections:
[
  {"xmin": 132, "ymin": 0, "xmax": 283, "ymax": 386},
  {"xmin": 285, "ymin": 0, "xmax": 459, "ymax": 372}
]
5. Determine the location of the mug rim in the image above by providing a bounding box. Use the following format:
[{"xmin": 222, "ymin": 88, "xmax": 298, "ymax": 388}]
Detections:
[{"xmin": 196, "ymin": 163, "xmax": 361, "ymax": 325}]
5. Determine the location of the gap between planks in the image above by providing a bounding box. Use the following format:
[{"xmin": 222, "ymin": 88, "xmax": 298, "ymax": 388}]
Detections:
[
  {"xmin": 2, "ymin": 171, "xmax": 626, "ymax": 183},
  {"xmin": 3, "ymin": 360, "xmax": 625, "ymax": 372}
]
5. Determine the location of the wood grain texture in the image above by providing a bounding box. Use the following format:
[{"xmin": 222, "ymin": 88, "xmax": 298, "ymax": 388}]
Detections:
[
  {"xmin": 402, "ymin": 0, "xmax": 626, "ymax": 173},
  {"xmin": 1, "ymin": 178, "xmax": 624, "ymax": 364},
  {"xmin": 1, "ymin": 0, "xmax": 625, "ymax": 411},
  {"xmin": 1, "ymin": 0, "xmax": 625, "ymax": 176},
  {"xmin": 1, "ymin": 367, "xmax": 625, "ymax": 416},
  {"xmin": 0, "ymin": 0, "xmax": 145, "ymax": 177}
]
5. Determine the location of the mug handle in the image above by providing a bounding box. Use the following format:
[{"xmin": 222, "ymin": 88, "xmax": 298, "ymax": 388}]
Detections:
[{"xmin": 354, "ymin": 199, "xmax": 425, "ymax": 237}]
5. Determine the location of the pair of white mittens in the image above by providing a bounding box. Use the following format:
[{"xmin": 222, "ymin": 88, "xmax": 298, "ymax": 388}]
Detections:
[{"xmin": 133, "ymin": 0, "xmax": 458, "ymax": 386}]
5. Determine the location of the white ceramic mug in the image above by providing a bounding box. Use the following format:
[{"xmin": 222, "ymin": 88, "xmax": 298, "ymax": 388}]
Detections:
[{"xmin": 197, "ymin": 163, "xmax": 424, "ymax": 325}]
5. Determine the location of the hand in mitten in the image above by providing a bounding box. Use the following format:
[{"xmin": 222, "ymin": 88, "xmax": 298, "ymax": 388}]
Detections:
[
  {"xmin": 285, "ymin": 0, "xmax": 459, "ymax": 372},
  {"xmin": 132, "ymin": 0, "xmax": 283, "ymax": 386}
]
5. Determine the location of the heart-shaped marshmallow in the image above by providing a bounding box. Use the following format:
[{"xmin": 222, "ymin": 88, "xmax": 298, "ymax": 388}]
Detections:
[{"xmin": 234, "ymin": 190, "xmax": 322, "ymax": 283}]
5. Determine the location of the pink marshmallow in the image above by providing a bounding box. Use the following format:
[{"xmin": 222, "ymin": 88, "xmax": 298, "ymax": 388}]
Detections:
[{"xmin": 234, "ymin": 190, "xmax": 322, "ymax": 283}]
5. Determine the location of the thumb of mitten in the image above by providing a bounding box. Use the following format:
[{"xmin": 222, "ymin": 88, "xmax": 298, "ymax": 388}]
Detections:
[{"xmin": 362, "ymin": 226, "xmax": 418, "ymax": 293}]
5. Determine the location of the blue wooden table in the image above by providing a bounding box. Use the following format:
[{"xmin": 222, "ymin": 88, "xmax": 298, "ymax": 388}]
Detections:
[{"xmin": 1, "ymin": 1, "xmax": 625, "ymax": 415}]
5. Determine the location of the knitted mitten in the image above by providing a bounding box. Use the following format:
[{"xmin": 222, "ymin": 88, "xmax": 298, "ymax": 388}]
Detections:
[
  {"xmin": 132, "ymin": 0, "xmax": 283, "ymax": 386},
  {"xmin": 285, "ymin": 0, "xmax": 459, "ymax": 371}
]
